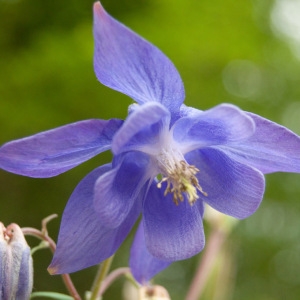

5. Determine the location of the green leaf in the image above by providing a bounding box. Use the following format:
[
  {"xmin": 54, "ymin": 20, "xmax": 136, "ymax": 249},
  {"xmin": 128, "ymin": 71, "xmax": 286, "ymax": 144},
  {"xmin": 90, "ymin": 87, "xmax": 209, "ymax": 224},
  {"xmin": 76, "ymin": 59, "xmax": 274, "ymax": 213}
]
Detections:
[{"xmin": 30, "ymin": 291, "xmax": 74, "ymax": 300}]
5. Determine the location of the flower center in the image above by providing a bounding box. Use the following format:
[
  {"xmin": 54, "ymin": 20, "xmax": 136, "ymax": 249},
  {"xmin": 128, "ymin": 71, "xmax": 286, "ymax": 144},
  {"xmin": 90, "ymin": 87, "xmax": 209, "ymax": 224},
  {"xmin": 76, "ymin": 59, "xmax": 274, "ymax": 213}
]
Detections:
[{"xmin": 156, "ymin": 148, "xmax": 207, "ymax": 206}]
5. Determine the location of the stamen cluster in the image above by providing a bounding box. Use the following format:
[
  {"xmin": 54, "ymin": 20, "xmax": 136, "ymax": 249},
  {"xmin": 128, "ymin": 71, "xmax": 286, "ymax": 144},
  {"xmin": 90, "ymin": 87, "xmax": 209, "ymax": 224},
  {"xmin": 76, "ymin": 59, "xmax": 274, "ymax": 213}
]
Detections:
[{"xmin": 157, "ymin": 159, "xmax": 207, "ymax": 206}]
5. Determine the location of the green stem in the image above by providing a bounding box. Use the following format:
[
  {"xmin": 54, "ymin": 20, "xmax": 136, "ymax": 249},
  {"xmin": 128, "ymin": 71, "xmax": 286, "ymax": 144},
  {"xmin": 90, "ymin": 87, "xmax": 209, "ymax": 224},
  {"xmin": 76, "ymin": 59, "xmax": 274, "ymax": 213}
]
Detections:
[
  {"xmin": 185, "ymin": 227, "xmax": 226, "ymax": 300},
  {"xmin": 22, "ymin": 215, "xmax": 81, "ymax": 300},
  {"xmin": 89, "ymin": 256, "xmax": 114, "ymax": 300},
  {"xmin": 22, "ymin": 227, "xmax": 81, "ymax": 300}
]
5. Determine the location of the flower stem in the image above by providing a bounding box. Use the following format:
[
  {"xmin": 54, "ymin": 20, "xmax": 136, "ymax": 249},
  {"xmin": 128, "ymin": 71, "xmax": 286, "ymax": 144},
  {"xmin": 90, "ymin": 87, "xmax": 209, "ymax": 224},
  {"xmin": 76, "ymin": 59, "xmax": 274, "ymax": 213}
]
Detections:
[
  {"xmin": 22, "ymin": 227, "xmax": 81, "ymax": 300},
  {"xmin": 99, "ymin": 267, "xmax": 131, "ymax": 295},
  {"xmin": 22, "ymin": 214, "xmax": 81, "ymax": 300},
  {"xmin": 89, "ymin": 255, "xmax": 114, "ymax": 300},
  {"xmin": 185, "ymin": 227, "xmax": 226, "ymax": 300}
]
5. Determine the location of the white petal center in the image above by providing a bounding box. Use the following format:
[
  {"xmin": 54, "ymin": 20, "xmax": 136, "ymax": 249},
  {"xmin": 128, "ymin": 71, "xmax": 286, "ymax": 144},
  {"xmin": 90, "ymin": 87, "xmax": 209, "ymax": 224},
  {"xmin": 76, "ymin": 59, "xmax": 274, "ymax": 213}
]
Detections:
[{"xmin": 155, "ymin": 142, "xmax": 207, "ymax": 205}]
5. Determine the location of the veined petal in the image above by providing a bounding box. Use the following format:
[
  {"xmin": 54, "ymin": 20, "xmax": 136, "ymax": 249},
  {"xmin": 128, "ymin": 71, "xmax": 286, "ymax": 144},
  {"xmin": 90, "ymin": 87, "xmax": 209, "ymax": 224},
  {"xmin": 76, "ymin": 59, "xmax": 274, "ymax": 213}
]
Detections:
[
  {"xmin": 179, "ymin": 104, "xmax": 203, "ymax": 118},
  {"xmin": 93, "ymin": 2, "xmax": 185, "ymax": 115},
  {"xmin": 3, "ymin": 224, "xmax": 33, "ymax": 300},
  {"xmin": 0, "ymin": 223, "xmax": 6, "ymax": 295},
  {"xmin": 16, "ymin": 247, "xmax": 33, "ymax": 300},
  {"xmin": 220, "ymin": 113, "xmax": 300, "ymax": 174},
  {"xmin": 130, "ymin": 222, "xmax": 171, "ymax": 284},
  {"xmin": 0, "ymin": 119, "xmax": 122, "ymax": 178},
  {"xmin": 112, "ymin": 102, "xmax": 170, "ymax": 155},
  {"xmin": 48, "ymin": 164, "xmax": 141, "ymax": 275},
  {"xmin": 186, "ymin": 148, "xmax": 265, "ymax": 219},
  {"xmin": 143, "ymin": 183, "xmax": 205, "ymax": 261},
  {"xmin": 173, "ymin": 104, "xmax": 255, "ymax": 154},
  {"xmin": 94, "ymin": 151, "xmax": 150, "ymax": 228}
]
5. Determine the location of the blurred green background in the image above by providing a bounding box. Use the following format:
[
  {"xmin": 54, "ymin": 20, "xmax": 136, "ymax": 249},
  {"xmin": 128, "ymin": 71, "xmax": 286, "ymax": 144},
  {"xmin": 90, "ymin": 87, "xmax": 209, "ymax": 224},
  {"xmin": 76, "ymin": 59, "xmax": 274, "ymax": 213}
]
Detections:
[{"xmin": 1, "ymin": 0, "xmax": 300, "ymax": 299}]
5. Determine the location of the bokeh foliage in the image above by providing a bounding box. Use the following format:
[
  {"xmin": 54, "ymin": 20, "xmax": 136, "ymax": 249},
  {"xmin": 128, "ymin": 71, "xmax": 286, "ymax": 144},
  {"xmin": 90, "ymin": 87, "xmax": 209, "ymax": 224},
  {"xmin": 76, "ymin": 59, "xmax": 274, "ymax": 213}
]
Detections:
[{"xmin": 1, "ymin": 0, "xmax": 300, "ymax": 299}]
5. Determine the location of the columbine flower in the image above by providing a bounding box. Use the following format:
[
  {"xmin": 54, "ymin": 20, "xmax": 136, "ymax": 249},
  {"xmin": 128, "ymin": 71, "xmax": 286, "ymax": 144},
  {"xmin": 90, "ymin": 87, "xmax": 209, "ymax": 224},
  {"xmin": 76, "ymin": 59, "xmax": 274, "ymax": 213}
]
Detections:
[
  {"xmin": 1, "ymin": 1, "xmax": 300, "ymax": 284},
  {"xmin": 0, "ymin": 222, "xmax": 33, "ymax": 300}
]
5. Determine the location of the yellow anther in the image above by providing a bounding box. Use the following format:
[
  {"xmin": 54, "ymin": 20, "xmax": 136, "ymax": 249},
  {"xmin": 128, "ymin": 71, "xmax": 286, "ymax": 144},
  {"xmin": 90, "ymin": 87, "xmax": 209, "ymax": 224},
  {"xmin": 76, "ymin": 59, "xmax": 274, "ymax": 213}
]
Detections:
[{"xmin": 157, "ymin": 160, "xmax": 207, "ymax": 206}]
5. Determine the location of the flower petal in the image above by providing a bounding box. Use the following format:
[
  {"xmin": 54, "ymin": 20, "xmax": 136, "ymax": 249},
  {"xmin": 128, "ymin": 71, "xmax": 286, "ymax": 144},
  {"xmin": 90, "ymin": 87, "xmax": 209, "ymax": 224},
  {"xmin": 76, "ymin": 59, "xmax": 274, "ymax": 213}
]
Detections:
[
  {"xmin": 143, "ymin": 182, "xmax": 205, "ymax": 261},
  {"xmin": 0, "ymin": 119, "xmax": 122, "ymax": 178},
  {"xmin": 48, "ymin": 164, "xmax": 141, "ymax": 274},
  {"xmin": 94, "ymin": 151, "xmax": 150, "ymax": 228},
  {"xmin": 173, "ymin": 104, "xmax": 255, "ymax": 154},
  {"xmin": 112, "ymin": 102, "xmax": 170, "ymax": 155},
  {"xmin": 130, "ymin": 222, "xmax": 171, "ymax": 284},
  {"xmin": 220, "ymin": 112, "xmax": 300, "ymax": 174},
  {"xmin": 186, "ymin": 148, "xmax": 265, "ymax": 219},
  {"xmin": 93, "ymin": 2, "xmax": 185, "ymax": 115},
  {"xmin": 0, "ymin": 224, "xmax": 6, "ymax": 295},
  {"xmin": 179, "ymin": 104, "xmax": 203, "ymax": 118},
  {"xmin": 16, "ymin": 247, "xmax": 33, "ymax": 300}
]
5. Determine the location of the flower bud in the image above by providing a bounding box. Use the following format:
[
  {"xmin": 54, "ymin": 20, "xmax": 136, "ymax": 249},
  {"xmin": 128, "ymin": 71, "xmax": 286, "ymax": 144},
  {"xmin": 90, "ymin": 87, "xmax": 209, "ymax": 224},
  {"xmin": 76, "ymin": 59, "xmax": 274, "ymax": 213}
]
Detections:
[
  {"xmin": 0, "ymin": 222, "xmax": 7, "ymax": 299},
  {"xmin": 0, "ymin": 222, "xmax": 33, "ymax": 300},
  {"xmin": 139, "ymin": 285, "xmax": 171, "ymax": 300}
]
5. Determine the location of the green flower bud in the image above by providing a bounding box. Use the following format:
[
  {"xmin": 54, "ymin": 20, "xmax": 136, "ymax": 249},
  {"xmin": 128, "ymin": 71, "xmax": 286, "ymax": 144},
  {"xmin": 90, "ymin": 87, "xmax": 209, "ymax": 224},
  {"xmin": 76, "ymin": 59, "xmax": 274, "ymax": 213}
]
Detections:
[{"xmin": 0, "ymin": 223, "xmax": 33, "ymax": 300}]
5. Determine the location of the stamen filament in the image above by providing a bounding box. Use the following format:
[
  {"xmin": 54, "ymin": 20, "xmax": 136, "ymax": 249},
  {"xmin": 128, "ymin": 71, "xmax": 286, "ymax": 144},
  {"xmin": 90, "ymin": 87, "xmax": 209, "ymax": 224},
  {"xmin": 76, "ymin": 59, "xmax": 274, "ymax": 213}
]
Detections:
[{"xmin": 156, "ymin": 160, "xmax": 207, "ymax": 206}]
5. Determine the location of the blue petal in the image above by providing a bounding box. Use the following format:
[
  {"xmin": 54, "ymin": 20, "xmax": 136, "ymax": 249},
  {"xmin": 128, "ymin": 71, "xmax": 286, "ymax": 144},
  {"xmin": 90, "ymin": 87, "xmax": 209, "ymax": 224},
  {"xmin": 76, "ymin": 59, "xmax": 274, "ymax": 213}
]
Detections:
[
  {"xmin": 179, "ymin": 104, "xmax": 203, "ymax": 118},
  {"xmin": 94, "ymin": 151, "xmax": 150, "ymax": 228},
  {"xmin": 220, "ymin": 113, "xmax": 300, "ymax": 174},
  {"xmin": 130, "ymin": 222, "xmax": 171, "ymax": 284},
  {"xmin": 93, "ymin": 2, "xmax": 185, "ymax": 116},
  {"xmin": 186, "ymin": 148, "xmax": 265, "ymax": 219},
  {"xmin": 48, "ymin": 164, "xmax": 141, "ymax": 274},
  {"xmin": 16, "ymin": 247, "xmax": 33, "ymax": 300},
  {"xmin": 0, "ymin": 223, "xmax": 6, "ymax": 294},
  {"xmin": 112, "ymin": 102, "xmax": 170, "ymax": 155},
  {"xmin": 143, "ymin": 183, "xmax": 205, "ymax": 261},
  {"xmin": 0, "ymin": 119, "xmax": 122, "ymax": 178},
  {"xmin": 173, "ymin": 104, "xmax": 255, "ymax": 154}
]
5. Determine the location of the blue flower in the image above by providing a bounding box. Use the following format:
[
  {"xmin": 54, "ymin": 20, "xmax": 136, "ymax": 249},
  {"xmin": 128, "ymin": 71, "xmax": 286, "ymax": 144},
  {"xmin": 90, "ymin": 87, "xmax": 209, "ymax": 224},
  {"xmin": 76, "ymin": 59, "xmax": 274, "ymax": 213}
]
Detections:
[
  {"xmin": 0, "ymin": 223, "xmax": 33, "ymax": 300},
  {"xmin": 1, "ymin": 1, "xmax": 300, "ymax": 284}
]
